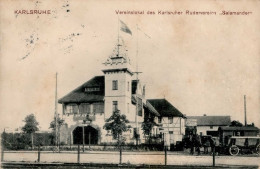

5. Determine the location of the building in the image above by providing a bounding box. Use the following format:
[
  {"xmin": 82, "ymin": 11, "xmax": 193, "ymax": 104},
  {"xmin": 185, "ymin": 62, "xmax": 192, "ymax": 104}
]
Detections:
[
  {"xmin": 58, "ymin": 56, "xmax": 161, "ymax": 145},
  {"xmin": 57, "ymin": 40, "xmax": 186, "ymax": 146},
  {"xmin": 148, "ymin": 99, "xmax": 186, "ymax": 145},
  {"xmin": 218, "ymin": 126, "xmax": 259, "ymax": 145},
  {"xmin": 186, "ymin": 115, "xmax": 231, "ymax": 136}
]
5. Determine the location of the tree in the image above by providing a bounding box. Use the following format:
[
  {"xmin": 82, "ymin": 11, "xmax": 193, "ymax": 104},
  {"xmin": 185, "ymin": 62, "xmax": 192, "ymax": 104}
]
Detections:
[
  {"xmin": 230, "ymin": 120, "xmax": 243, "ymax": 127},
  {"xmin": 22, "ymin": 114, "xmax": 39, "ymax": 149},
  {"xmin": 103, "ymin": 110, "xmax": 130, "ymax": 164},
  {"xmin": 141, "ymin": 113, "xmax": 156, "ymax": 145},
  {"xmin": 49, "ymin": 115, "xmax": 64, "ymax": 146}
]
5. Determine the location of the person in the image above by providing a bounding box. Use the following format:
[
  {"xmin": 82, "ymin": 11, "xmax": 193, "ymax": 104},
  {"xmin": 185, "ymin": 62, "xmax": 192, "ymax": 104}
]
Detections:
[
  {"xmin": 190, "ymin": 135, "xmax": 194, "ymax": 155},
  {"xmin": 195, "ymin": 134, "xmax": 201, "ymax": 155},
  {"xmin": 203, "ymin": 138, "xmax": 210, "ymax": 154},
  {"xmin": 210, "ymin": 137, "xmax": 219, "ymax": 155}
]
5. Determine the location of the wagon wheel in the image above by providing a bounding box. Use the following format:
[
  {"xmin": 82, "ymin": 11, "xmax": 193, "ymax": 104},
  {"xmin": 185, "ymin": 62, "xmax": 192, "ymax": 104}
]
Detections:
[
  {"xmin": 256, "ymin": 144, "xmax": 260, "ymax": 155},
  {"xmin": 229, "ymin": 145, "xmax": 239, "ymax": 156}
]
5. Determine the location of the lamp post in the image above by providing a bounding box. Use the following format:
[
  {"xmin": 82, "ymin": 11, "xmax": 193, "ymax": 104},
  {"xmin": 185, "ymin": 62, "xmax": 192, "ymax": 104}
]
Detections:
[
  {"xmin": 82, "ymin": 126, "xmax": 85, "ymax": 152},
  {"xmin": 83, "ymin": 114, "xmax": 92, "ymax": 151},
  {"xmin": 89, "ymin": 131, "xmax": 91, "ymax": 149}
]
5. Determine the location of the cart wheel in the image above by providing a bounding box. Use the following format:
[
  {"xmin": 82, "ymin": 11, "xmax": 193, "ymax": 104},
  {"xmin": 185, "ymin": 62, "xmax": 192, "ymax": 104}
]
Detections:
[
  {"xmin": 256, "ymin": 144, "xmax": 260, "ymax": 155},
  {"xmin": 229, "ymin": 145, "xmax": 239, "ymax": 156}
]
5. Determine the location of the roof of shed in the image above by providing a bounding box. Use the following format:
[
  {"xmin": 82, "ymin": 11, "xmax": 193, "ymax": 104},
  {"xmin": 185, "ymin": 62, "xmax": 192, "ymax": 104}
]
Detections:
[
  {"xmin": 187, "ymin": 116, "xmax": 231, "ymax": 126},
  {"xmin": 218, "ymin": 126, "xmax": 259, "ymax": 131}
]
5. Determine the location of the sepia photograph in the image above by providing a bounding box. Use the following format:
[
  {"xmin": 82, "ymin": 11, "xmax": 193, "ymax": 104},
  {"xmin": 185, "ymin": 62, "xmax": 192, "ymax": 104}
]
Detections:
[{"xmin": 0, "ymin": 0, "xmax": 259, "ymax": 168}]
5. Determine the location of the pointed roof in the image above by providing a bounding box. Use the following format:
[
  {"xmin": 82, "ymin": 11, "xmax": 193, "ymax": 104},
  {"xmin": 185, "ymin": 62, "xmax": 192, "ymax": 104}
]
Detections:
[
  {"xmin": 58, "ymin": 76, "xmax": 105, "ymax": 103},
  {"xmin": 147, "ymin": 99, "xmax": 185, "ymax": 118}
]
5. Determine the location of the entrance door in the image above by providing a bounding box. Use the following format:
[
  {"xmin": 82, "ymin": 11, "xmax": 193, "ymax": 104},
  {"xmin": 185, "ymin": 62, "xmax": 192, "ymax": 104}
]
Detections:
[
  {"xmin": 73, "ymin": 126, "xmax": 98, "ymax": 145},
  {"xmin": 84, "ymin": 126, "xmax": 98, "ymax": 144}
]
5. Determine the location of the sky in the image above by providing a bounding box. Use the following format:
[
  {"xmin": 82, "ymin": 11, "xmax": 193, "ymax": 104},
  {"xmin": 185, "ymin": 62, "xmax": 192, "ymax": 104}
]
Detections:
[{"xmin": 0, "ymin": 0, "xmax": 259, "ymax": 131}]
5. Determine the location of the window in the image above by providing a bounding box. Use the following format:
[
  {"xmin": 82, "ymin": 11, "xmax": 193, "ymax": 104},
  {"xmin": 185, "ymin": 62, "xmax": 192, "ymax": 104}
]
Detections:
[
  {"xmin": 158, "ymin": 117, "xmax": 162, "ymax": 123},
  {"xmin": 168, "ymin": 117, "xmax": 173, "ymax": 124},
  {"xmin": 79, "ymin": 103, "xmax": 90, "ymax": 114},
  {"xmin": 93, "ymin": 102, "xmax": 104, "ymax": 114},
  {"xmin": 66, "ymin": 104, "xmax": 78, "ymax": 114},
  {"xmin": 112, "ymin": 80, "xmax": 118, "ymax": 90},
  {"xmin": 127, "ymin": 82, "xmax": 129, "ymax": 91},
  {"xmin": 85, "ymin": 87, "xmax": 100, "ymax": 92},
  {"xmin": 113, "ymin": 101, "xmax": 118, "ymax": 112},
  {"xmin": 169, "ymin": 131, "xmax": 173, "ymax": 134},
  {"xmin": 127, "ymin": 103, "xmax": 129, "ymax": 113},
  {"xmin": 210, "ymin": 126, "xmax": 213, "ymax": 129}
]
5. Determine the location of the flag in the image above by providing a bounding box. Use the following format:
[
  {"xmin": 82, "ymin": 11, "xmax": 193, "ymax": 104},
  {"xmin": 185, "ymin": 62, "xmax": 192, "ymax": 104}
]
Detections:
[
  {"xmin": 137, "ymin": 96, "xmax": 142, "ymax": 116},
  {"xmin": 120, "ymin": 20, "xmax": 132, "ymax": 35}
]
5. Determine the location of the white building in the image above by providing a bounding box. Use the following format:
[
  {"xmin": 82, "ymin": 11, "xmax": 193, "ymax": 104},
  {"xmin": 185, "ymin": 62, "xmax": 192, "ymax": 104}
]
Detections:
[
  {"xmin": 186, "ymin": 115, "xmax": 231, "ymax": 136},
  {"xmin": 58, "ymin": 42, "xmax": 186, "ymax": 146},
  {"xmin": 148, "ymin": 99, "xmax": 186, "ymax": 146}
]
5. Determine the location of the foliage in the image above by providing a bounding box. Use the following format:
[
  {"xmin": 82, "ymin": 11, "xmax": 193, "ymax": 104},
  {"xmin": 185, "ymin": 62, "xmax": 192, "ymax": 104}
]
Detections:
[
  {"xmin": 1, "ymin": 132, "xmax": 52, "ymax": 150},
  {"xmin": 141, "ymin": 113, "xmax": 156, "ymax": 136},
  {"xmin": 141, "ymin": 112, "xmax": 156, "ymax": 145},
  {"xmin": 103, "ymin": 110, "xmax": 130, "ymax": 143},
  {"xmin": 22, "ymin": 114, "xmax": 39, "ymax": 134},
  {"xmin": 230, "ymin": 120, "xmax": 243, "ymax": 127},
  {"xmin": 49, "ymin": 115, "xmax": 64, "ymax": 131},
  {"xmin": 49, "ymin": 115, "xmax": 64, "ymax": 145}
]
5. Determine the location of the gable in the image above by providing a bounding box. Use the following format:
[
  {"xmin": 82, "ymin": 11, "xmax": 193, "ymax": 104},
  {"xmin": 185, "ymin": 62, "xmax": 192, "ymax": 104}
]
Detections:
[
  {"xmin": 147, "ymin": 99, "xmax": 185, "ymax": 117},
  {"xmin": 58, "ymin": 76, "xmax": 105, "ymax": 103}
]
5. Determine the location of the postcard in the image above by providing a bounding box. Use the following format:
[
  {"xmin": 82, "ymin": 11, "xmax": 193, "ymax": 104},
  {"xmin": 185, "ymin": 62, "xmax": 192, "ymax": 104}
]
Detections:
[{"xmin": 0, "ymin": 0, "xmax": 259, "ymax": 168}]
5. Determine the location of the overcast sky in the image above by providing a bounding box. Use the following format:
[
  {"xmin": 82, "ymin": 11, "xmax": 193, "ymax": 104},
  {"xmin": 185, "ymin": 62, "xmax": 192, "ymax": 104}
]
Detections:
[{"xmin": 0, "ymin": 0, "xmax": 259, "ymax": 131}]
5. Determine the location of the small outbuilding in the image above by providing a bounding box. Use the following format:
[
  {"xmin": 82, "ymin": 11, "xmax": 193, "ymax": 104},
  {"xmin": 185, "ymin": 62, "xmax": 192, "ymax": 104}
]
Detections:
[{"xmin": 218, "ymin": 126, "xmax": 259, "ymax": 145}]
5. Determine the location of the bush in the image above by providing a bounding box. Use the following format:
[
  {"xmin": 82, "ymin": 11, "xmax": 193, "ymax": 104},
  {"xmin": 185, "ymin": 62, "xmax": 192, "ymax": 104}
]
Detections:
[{"xmin": 1, "ymin": 132, "xmax": 53, "ymax": 150}]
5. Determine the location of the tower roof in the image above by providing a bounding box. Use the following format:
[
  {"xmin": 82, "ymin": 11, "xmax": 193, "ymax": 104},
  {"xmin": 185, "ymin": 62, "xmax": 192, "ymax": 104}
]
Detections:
[{"xmin": 102, "ymin": 42, "xmax": 133, "ymax": 75}]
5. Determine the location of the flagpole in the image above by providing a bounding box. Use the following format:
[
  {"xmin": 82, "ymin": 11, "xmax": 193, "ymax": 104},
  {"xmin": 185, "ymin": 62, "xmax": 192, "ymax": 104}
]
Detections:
[
  {"xmin": 135, "ymin": 24, "xmax": 139, "ymax": 145},
  {"xmin": 55, "ymin": 73, "xmax": 58, "ymax": 148},
  {"xmin": 117, "ymin": 17, "xmax": 120, "ymax": 57}
]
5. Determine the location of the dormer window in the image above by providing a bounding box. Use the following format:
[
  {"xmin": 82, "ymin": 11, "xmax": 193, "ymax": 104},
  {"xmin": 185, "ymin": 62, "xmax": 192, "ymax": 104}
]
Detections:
[
  {"xmin": 85, "ymin": 87, "xmax": 100, "ymax": 92},
  {"xmin": 112, "ymin": 80, "xmax": 118, "ymax": 90}
]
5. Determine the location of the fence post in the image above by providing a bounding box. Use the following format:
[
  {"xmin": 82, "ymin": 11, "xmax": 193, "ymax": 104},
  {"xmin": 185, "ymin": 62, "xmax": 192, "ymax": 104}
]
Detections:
[
  {"xmin": 37, "ymin": 145, "xmax": 41, "ymax": 162},
  {"xmin": 82, "ymin": 126, "xmax": 85, "ymax": 152},
  {"xmin": 212, "ymin": 146, "xmax": 215, "ymax": 167},
  {"xmin": 119, "ymin": 146, "xmax": 122, "ymax": 164},
  {"xmin": 1, "ymin": 132, "xmax": 4, "ymax": 162},
  {"xmin": 77, "ymin": 144, "xmax": 80, "ymax": 163},
  {"xmin": 164, "ymin": 146, "xmax": 167, "ymax": 166}
]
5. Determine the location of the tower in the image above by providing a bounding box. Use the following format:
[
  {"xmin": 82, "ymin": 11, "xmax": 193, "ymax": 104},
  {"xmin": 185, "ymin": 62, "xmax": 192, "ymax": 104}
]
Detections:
[{"xmin": 102, "ymin": 43, "xmax": 134, "ymax": 121}]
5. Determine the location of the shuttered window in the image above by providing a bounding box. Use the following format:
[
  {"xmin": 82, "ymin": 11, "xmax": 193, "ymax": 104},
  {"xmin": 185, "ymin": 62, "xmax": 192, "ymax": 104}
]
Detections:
[
  {"xmin": 112, "ymin": 80, "xmax": 118, "ymax": 90},
  {"xmin": 93, "ymin": 102, "xmax": 104, "ymax": 114},
  {"xmin": 79, "ymin": 103, "xmax": 90, "ymax": 114},
  {"xmin": 66, "ymin": 104, "xmax": 78, "ymax": 114}
]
